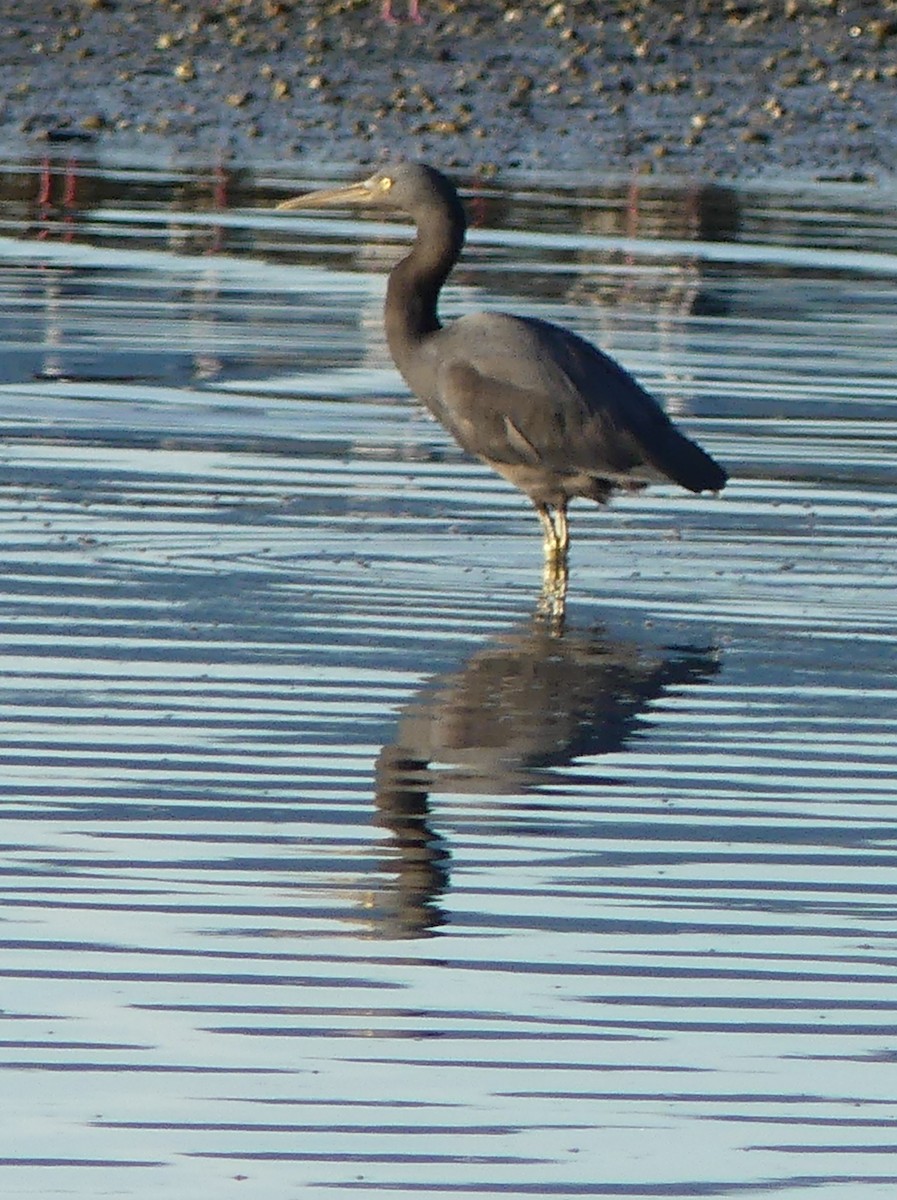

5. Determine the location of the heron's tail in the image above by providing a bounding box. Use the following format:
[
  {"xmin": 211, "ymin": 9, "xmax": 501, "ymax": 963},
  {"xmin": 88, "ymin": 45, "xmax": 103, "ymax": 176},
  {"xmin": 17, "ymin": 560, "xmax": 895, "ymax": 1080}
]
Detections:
[{"xmin": 649, "ymin": 426, "xmax": 728, "ymax": 494}]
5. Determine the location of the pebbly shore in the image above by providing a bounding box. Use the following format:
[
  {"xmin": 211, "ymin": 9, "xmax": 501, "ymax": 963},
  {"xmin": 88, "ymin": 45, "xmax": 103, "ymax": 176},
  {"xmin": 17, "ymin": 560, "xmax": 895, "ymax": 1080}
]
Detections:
[{"xmin": 1, "ymin": 0, "xmax": 896, "ymax": 183}]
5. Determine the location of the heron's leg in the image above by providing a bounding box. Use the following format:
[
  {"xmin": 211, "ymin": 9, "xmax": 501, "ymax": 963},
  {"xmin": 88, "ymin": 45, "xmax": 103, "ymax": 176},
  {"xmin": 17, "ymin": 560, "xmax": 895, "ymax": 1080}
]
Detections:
[
  {"xmin": 536, "ymin": 504, "xmax": 559, "ymax": 561},
  {"xmin": 538, "ymin": 552, "xmax": 568, "ymax": 629},
  {"xmin": 536, "ymin": 502, "xmax": 569, "ymax": 564},
  {"xmin": 536, "ymin": 503, "xmax": 569, "ymax": 626},
  {"xmin": 554, "ymin": 500, "xmax": 569, "ymax": 558}
]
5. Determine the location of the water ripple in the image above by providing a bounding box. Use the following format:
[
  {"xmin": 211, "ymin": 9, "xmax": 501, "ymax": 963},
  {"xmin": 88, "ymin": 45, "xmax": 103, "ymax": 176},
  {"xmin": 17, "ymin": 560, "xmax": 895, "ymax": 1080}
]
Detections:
[{"xmin": 0, "ymin": 158, "xmax": 895, "ymax": 1200}]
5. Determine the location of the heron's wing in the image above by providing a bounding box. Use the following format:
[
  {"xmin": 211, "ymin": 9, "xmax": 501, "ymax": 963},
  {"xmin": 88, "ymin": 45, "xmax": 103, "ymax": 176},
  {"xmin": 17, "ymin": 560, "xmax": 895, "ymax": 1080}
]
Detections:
[
  {"xmin": 427, "ymin": 313, "xmax": 726, "ymax": 493},
  {"xmin": 429, "ymin": 314, "xmax": 664, "ymax": 474},
  {"xmin": 436, "ymin": 359, "xmax": 645, "ymax": 476}
]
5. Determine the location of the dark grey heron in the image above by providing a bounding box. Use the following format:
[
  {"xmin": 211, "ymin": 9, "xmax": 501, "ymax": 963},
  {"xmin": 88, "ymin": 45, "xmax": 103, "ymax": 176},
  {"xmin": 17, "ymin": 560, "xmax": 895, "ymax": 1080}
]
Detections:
[{"xmin": 277, "ymin": 163, "xmax": 726, "ymax": 608}]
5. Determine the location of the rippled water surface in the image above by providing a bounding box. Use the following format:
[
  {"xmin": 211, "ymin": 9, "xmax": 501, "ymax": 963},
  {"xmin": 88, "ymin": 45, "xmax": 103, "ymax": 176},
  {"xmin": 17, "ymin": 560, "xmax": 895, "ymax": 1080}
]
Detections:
[{"xmin": 1, "ymin": 156, "xmax": 896, "ymax": 1199}]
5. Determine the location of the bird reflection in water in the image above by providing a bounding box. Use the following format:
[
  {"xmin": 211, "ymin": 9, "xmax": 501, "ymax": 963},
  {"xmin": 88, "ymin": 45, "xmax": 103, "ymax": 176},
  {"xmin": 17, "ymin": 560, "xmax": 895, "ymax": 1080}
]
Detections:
[{"xmin": 368, "ymin": 617, "xmax": 721, "ymax": 938}]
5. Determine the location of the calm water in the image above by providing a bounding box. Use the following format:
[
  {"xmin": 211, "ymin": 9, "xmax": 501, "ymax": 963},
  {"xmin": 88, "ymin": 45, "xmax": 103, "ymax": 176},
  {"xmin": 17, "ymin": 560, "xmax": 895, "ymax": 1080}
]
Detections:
[{"xmin": 1, "ymin": 155, "xmax": 896, "ymax": 1199}]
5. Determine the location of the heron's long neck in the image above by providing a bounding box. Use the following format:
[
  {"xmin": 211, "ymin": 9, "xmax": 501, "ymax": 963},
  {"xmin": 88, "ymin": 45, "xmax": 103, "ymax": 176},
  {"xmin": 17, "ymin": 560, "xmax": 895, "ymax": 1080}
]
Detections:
[{"xmin": 384, "ymin": 209, "xmax": 464, "ymax": 368}]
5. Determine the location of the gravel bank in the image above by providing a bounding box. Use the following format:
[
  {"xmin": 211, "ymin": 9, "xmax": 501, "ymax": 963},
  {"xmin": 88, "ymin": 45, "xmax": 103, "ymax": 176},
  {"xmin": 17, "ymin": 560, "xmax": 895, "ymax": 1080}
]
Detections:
[{"xmin": 1, "ymin": 0, "xmax": 896, "ymax": 182}]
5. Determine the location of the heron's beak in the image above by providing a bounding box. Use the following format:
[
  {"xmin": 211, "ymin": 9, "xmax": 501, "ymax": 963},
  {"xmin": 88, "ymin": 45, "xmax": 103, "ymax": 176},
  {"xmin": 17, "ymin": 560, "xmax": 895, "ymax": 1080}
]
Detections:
[{"xmin": 276, "ymin": 178, "xmax": 377, "ymax": 211}]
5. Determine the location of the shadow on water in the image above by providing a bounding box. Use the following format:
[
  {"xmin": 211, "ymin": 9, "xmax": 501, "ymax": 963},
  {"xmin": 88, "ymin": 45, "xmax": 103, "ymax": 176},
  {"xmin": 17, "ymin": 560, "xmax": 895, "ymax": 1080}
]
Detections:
[{"xmin": 372, "ymin": 615, "xmax": 721, "ymax": 938}]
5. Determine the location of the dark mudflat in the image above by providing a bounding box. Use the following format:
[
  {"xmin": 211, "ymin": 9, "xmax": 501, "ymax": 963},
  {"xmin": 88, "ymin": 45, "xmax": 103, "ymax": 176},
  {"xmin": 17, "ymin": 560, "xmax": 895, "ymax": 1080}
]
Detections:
[{"xmin": 1, "ymin": 0, "xmax": 894, "ymax": 181}]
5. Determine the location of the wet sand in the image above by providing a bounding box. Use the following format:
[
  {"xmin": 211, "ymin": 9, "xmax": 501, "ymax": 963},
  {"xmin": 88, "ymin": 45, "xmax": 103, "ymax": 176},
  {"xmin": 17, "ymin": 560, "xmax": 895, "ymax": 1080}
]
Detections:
[{"xmin": 1, "ymin": 0, "xmax": 896, "ymax": 182}]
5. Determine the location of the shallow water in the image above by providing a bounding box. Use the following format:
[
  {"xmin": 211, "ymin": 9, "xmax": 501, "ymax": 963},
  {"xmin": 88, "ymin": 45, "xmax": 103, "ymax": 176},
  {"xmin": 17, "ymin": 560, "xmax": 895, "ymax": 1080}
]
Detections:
[{"xmin": 1, "ymin": 155, "xmax": 896, "ymax": 1199}]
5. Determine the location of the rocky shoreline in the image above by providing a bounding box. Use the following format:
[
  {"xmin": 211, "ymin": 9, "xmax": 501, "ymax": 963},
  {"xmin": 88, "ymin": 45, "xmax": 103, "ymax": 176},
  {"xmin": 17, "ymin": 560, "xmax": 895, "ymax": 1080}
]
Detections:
[{"xmin": 1, "ymin": 0, "xmax": 896, "ymax": 183}]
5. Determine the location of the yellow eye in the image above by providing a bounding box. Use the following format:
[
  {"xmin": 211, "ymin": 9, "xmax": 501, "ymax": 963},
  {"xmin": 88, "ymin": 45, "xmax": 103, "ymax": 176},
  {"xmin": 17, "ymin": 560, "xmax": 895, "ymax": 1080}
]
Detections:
[{"xmin": 380, "ymin": 176, "xmax": 393, "ymax": 193}]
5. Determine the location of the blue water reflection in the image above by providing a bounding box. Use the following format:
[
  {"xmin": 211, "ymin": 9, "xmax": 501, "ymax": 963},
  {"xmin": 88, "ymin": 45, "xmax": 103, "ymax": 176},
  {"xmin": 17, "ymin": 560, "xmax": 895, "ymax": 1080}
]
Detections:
[{"xmin": 0, "ymin": 154, "xmax": 896, "ymax": 1199}]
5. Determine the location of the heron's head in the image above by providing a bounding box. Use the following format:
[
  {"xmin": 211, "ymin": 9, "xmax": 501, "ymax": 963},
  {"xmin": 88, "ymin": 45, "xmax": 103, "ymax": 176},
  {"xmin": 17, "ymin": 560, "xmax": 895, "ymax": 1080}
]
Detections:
[{"xmin": 276, "ymin": 161, "xmax": 464, "ymax": 226}]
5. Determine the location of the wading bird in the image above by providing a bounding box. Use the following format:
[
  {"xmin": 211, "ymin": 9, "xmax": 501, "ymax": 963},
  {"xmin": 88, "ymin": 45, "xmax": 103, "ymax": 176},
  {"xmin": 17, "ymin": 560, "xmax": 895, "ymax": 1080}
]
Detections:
[{"xmin": 277, "ymin": 163, "xmax": 726, "ymax": 612}]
